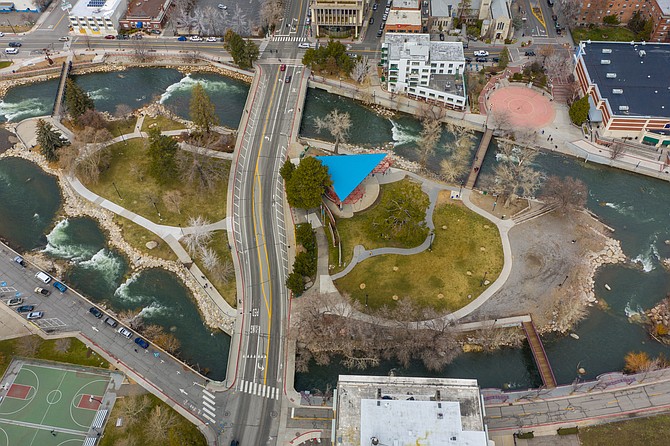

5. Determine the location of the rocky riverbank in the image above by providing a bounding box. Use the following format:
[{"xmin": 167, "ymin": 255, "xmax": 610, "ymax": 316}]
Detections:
[{"xmin": 0, "ymin": 148, "xmax": 230, "ymax": 332}]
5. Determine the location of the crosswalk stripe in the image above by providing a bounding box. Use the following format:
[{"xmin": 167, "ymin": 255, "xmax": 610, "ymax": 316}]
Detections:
[
  {"xmin": 262, "ymin": 385, "xmax": 267, "ymax": 398},
  {"xmin": 253, "ymin": 382, "xmax": 258, "ymax": 395},
  {"xmin": 273, "ymin": 387, "xmax": 278, "ymax": 400},
  {"xmin": 203, "ymin": 395, "xmax": 215, "ymax": 406},
  {"xmin": 244, "ymin": 380, "xmax": 249, "ymax": 393},
  {"xmin": 203, "ymin": 389, "xmax": 215, "ymax": 400},
  {"xmin": 203, "ymin": 401, "xmax": 216, "ymax": 412},
  {"xmin": 203, "ymin": 413, "xmax": 216, "ymax": 423},
  {"xmin": 202, "ymin": 406, "xmax": 216, "ymax": 417}
]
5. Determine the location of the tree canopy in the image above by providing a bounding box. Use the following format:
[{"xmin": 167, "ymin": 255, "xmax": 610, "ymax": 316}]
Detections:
[
  {"xmin": 189, "ymin": 83, "xmax": 219, "ymax": 133},
  {"xmin": 366, "ymin": 181, "xmax": 429, "ymax": 246},
  {"xmin": 224, "ymin": 30, "xmax": 259, "ymax": 69},
  {"xmin": 280, "ymin": 158, "xmax": 296, "ymax": 182},
  {"xmin": 64, "ymin": 78, "xmax": 94, "ymax": 120},
  {"xmin": 313, "ymin": 109, "xmax": 351, "ymax": 154},
  {"xmin": 302, "ymin": 40, "xmax": 354, "ymax": 75},
  {"xmin": 36, "ymin": 119, "xmax": 69, "ymax": 162},
  {"xmin": 285, "ymin": 157, "xmax": 332, "ymax": 209},
  {"xmin": 540, "ymin": 175, "xmax": 588, "ymax": 215},
  {"xmin": 569, "ymin": 95, "xmax": 589, "ymax": 125},
  {"xmin": 147, "ymin": 127, "xmax": 179, "ymax": 185}
]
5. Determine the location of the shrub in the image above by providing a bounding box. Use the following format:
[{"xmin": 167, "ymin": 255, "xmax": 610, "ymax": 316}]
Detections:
[
  {"xmin": 569, "ymin": 96, "xmax": 590, "ymax": 126},
  {"xmin": 603, "ymin": 14, "xmax": 620, "ymax": 25},
  {"xmin": 655, "ymin": 324, "xmax": 669, "ymax": 336}
]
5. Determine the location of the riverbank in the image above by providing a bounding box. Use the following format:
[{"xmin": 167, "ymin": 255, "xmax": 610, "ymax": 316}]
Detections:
[{"xmin": 0, "ymin": 148, "xmax": 228, "ymax": 332}]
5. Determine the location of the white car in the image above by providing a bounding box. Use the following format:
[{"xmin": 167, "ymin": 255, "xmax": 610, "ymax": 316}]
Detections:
[
  {"xmin": 118, "ymin": 327, "xmax": 133, "ymax": 338},
  {"xmin": 0, "ymin": 32, "xmax": 4, "ymax": 37},
  {"xmin": 26, "ymin": 311, "xmax": 44, "ymax": 320},
  {"xmin": 473, "ymin": 50, "xmax": 489, "ymax": 57},
  {"xmin": 217, "ymin": 3, "xmax": 227, "ymax": 9},
  {"xmin": 206, "ymin": 37, "xmax": 217, "ymax": 42},
  {"xmin": 189, "ymin": 35, "xmax": 203, "ymax": 41},
  {"xmin": 298, "ymin": 42, "xmax": 310, "ymax": 49},
  {"xmin": 58, "ymin": 36, "xmax": 69, "ymax": 41}
]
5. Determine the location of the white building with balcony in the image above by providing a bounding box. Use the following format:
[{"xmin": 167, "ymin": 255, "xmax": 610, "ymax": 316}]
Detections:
[{"xmin": 382, "ymin": 33, "xmax": 467, "ymax": 110}]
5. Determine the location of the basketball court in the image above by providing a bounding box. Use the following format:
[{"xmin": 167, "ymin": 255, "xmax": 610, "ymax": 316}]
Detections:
[
  {"xmin": 487, "ymin": 85, "xmax": 556, "ymax": 129},
  {"xmin": 0, "ymin": 362, "xmax": 113, "ymax": 446}
]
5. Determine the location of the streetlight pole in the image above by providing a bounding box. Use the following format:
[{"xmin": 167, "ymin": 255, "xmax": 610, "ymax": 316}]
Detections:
[
  {"xmin": 480, "ymin": 271, "xmax": 488, "ymax": 286},
  {"xmin": 112, "ymin": 181, "xmax": 122, "ymax": 200},
  {"xmin": 6, "ymin": 19, "xmax": 16, "ymax": 35}
]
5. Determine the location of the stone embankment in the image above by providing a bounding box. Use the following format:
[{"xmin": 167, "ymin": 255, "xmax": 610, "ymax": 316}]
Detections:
[{"xmin": 0, "ymin": 147, "xmax": 228, "ymax": 331}]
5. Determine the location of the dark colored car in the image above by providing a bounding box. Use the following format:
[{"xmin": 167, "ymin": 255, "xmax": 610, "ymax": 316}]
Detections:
[
  {"xmin": 53, "ymin": 281, "xmax": 67, "ymax": 293},
  {"xmin": 13, "ymin": 255, "xmax": 26, "ymax": 267},
  {"xmin": 465, "ymin": 57, "xmax": 472, "ymax": 62},
  {"xmin": 177, "ymin": 36, "xmax": 187, "ymax": 41},
  {"xmin": 285, "ymin": 74, "xmax": 292, "ymax": 83},
  {"xmin": 135, "ymin": 337, "xmax": 149, "ymax": 349},
  {"xmin": 369, "ymin": 17, "xmax": 374, "ymax": 25},
  {"xmin": 475, "ymin": 57, "xmax": 488, "ymax": 62},
  {"xmin": 89, "ymin": 307, "xmax": 103, "ymax": 318},
  {"xmin": 17, "ymin": 305, "xmax": 35, "ymax": 313},
  {"xmin": 492, "ymin": 57, "xmax": 500, "ymax": 63},
  {"xmin": 8, "ymin": 42, "xmax": 22, "ymax": 47},
  {"xmin": 230, "ymin": 441, "xmax": 239, "ymax": 446},
  {"xmin": 104, "ymin": 34, "xmax": 115, "ymax": 39},
  {"xmin": 525, "ymin": 50, "xmax": 536, "ymax": 56},
  {"xmin": 104, "ymin": 316, "xmax": 118, "ymax": 328}
]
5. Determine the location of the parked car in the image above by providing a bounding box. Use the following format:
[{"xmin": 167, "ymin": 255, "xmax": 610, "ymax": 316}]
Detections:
[
  {"xmin": 17, "ymin": 305, "xmax": 35, "ymax": 313},
  {"xmin": 118, "ymin": 327, "xmax": 133, "ymax": 338},
  {"xmin": 132, "ymin": 34, "xmax": 143, "ymax": 39},
  {"xmin": 6, "ymin": 297, "xmax": 23, "ymax": 306},
  {"xmin": 151, "ymin": 29, "xmax": 161, "ymax": 35},
  {"xmin": 58, "ymin": 36, "xmax": 69, "ymax": 41},
  {"xmin": 492, "ymin": 57, "xmax": 500, "ymax": 63},
  {"xmin": 26, "ymin": 311, "xmax": 43, "ymax": 320},
  {"xmin": 8, "ymin": 41, "xmax": 21, "ymax": 47},
  {"xmin": 373, "ymin": 3, "xmax": 378, "ymax": 9},
  {"xmin": 465, "ymin": 57, "xmax": 472, "ymax": 62},
  {"xmin": 4, "ymin": 48, "xmax": 17, "ymax": 55},
  {"xmin": 34, "ymin": 287, "xmax": 51, "ymax": 296},
  {"xmin": 0, "ymin": 32, "xmax": 4, "ymax": 37},
  {"xmin": 89, "ymin": 307, "xmax": 103, "ymax": 319},
  {"xmin": 189, "ymin": 35, "xmax": 203, "ymax": 41},
  {"xmin": 298, "ymin": 42, "xmax": 310, "ymax": 49},
  {"xmin": 280, "ymin": 63, "xmax": 286, "ymax": 71},
  {"xmin": 206, "ymin": 37, "xmax": 217, "ymax": 42},
  {"xmin": 285, "ymin": 74, "xmax": 292, "ymax": 83},
  {"xmin": 473, "ymin": 50, "xmax": 489, "ymax": 57},
  {"xmin": 439, "ymin": 33, "xmax": 444, "ymax": 41},
  {"xmin": 305, "ymin": 17, "xmax": 311, "ymax": 25},
  {"xmin": 13, "ymin": 255, "xmax": 26, "ymax": 267},
  {"xmin": 376, "ymin": 30, "xmax": 383, "ymax": 37},
  {"xmin": 53, "ymin": 281, "xmax": 67, "ymax": 293},
  {"xmin": 475, "ymin": 57, "xmax": 488, "ymax": 62},
  {"xmin": 135, "ymin": 337, "xmax": 149, "ymax": 349},
  {"xmin": 35, "ymin": 271, "xmax": 51, "ymax": 284},
  {"xmin": 217, "ymin": 3, "xmax": 227, "ymax": 9},
  {"xmin": 369, "ymin": 17, "xmax": 374, "ymax": 25},
  {"xmin": 524, "ymin": 50, "xmax": 536, "ymax": 56},
  {"xmin": 104, "ymin": 35, "xmax": 115, "ymax": 39},
  {"xmin": 177, "ymin": 36, "xmax": 187, "ymax": 41},
  {"xmin": 104, "ymin": 316, "xmax": 118, "ymax": 328},
  {"xmin": 230, "ymin": 441, "xmax": 239, "ymax": 446}
]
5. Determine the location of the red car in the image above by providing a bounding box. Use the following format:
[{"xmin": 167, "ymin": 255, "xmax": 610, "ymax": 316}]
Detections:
[
  {"xmin": 280, "ymin": 64, "xmax": 286, "ymax": 71},
  {"xmin": 104, "ymin": 35, "xmax": 115, "ymax": 39}
]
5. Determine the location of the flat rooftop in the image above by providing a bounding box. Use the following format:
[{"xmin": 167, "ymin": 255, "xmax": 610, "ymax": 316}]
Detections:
[
  {"xmin": 658, "ymin": 0, "xmax": 670, "ymax": 14},
  {"xmin": 431, "ymin": 0, "xmax": 459, "ymax": 17},
  {"xmin": 430, "ymin": 40, "xmax": 465, "ymax": 61},
  {"xmin": 392, "ymin": 0, "xmax": 419, "ymax": 9},
  {"xmin": 70, "ymin": 0, "xmax": 124, "ymax": 18},
  {"xmin": 387, "ymin": 9, "xmax": 422, "ymax": 26},
  {"xmin": 384, "ymin": 33, "xmax": 464, "ymax": 61},
  {"xmin": 580, "ymin": 41, "xmax": 670, "ymax": 118},
  {"xmin": 428, "ymin": 73, "xmax": 466, "ymax": 97},
  {"xmin": 336, "ymin": 375, "xmax": 487, "ymax": 446}
]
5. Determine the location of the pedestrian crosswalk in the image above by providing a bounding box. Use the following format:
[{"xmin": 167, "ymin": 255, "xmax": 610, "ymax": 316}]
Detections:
[
  {"xmin": 202, "ymin": 389, "xmax": 216, "ymax": 423},
  {"xmin": 237, "ymin": 379, "xmax": 280, "ymax": 400},
  {"xmin": 272, "ymin": 35, "xmax": 307, "ymax": 42}
]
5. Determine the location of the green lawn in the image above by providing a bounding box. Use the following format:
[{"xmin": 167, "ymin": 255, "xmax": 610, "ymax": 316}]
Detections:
[
  {"xmin": 335, "ymin": 199, "xmax": 503, "ymax": 312},
  {"xmin": 189, "ymin": 231, "xmax": 237, "ymax": 308},
  {"xmin": 0, "ymin": 336, "xmax": 109, "ymax": 377},
  {"xmin": 106, "ymin": 117, "xmax": 137, "ymax": 139},
  {"xmin": 84, "ymin": 138, "xmax": 229, "ymax": 226},
  {"xmin": 331, "ymin": 179, "xmax": 429, "ymax": 273},
  {"xmin": 579, "ymin": 414, "xmax": 670, "ymax": 446},
  {"xmin": 142, "ymin": 116, "xmax": 186, "ymax": 132},
  {"xmin": 0, "ymin": 61, "xmax": 12, "ymax": 69},
  {"xmin": 113, "ymin": 215, "xmax": 178, "ymax": 262},
  {"xmin": 571, "ymin": 26, "xmax": 635, "ymax": 42}
]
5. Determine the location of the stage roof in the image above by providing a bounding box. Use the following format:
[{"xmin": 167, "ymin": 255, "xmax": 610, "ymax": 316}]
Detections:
[{"xmin": 315, "ymin": 153, "xmax": 386, "ymax": 201}]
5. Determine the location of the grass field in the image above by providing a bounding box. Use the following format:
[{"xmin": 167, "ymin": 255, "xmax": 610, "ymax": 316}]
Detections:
[
  {"xmin": 188, "ymin": 231, "xmax": 237, "ymax": 308},
  {"xmin": 571, "ymin": 26, "xmax": 635, "ymax": 42},
  {"xmin": 106, "ymin": 117, "xmax": 138, "ymax": 138},
  {"xmin": 113, "ymin": 215, "xmax": 178, "ymax": 262},
  {"xmin": 84, "ymin": 138, "xmax": 229, "ymax": 226},
  {"xmin": 0, "ymin": 61, "xmax": 12, "ymax": 69},
  {"xmin": 0, "ymin": 336, "xmax": 109, "ymax": 377},
  {"xmin": 579, "ymin": 414, "xmax": 670, "ymax": 446},
  {"xmin": 331, "ymin": 180, "xmax": 429, "ymax": 273},
  {"xmin": 335, "ymin": 197, "xmax": 503, "ymax": 311},
  {"xmin": 142, "ymin": 116, "xmax": 186, "ymax": 132}
]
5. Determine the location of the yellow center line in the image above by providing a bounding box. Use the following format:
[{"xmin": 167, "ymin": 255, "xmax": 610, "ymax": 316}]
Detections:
[
  {"xmin": 53, "ymin": 11, "xmax": 66, "ymax": 30},
  {"xmin": 251, "ymin": 67, "xmax": 281, "ymax": 385}
]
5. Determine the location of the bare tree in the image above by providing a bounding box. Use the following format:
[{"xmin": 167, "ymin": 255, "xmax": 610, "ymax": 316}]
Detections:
[
  {"xmin": 350, "ymin": 56, "xmax": 372, "ymax": 84},
  {"xmin": 543, "ymin": 50, "xmax": 572, "ymax": 81},
  {"xmin": 213, "ymin": 258, "xmax": 235, "ymax": 283},
  {"xmin": 313, "ymin": 109, "xmax": 352, "ymax": 154},
  {"xmin": 540, "ymin": 175, "xmax": 588, "ymax": 215},
  {"xmin": 117, "ymin": 395, "xmax": 151, "ymax": 425},
  {"xmin": 153, "ymin": 332, "xmax": 181, "ymax": 354},
  {"xmin": 132, "ymin": 39, "xmax": 151, "ymax": 63},
  {"xmin": 609, "ymin": 141, "xmax": 627, "ymax": 160},
  {"xmin": 54, "ymin": 338, "xmax": 72, "ymax": 353},
  {"xmin": 118, "ymin": 308, "xmax": 142, "ymax": 328},
  {"xmin": 162, "ymin": 190, "xmax": 183, "ymax": 215},
  {"xmin": 200, "ymin": 246, "xmax": 219, "ymax": 271},
  {"xmin": 417, "ymin": 118, "xmax": 442, "ymax": 167},
  {"xmin": 182, "ymin": 215, "xmax": 213, "ymax": 254},
  {"xmin": 114, "ymin": 104, "xmax": 134, "ymax": 120},
  {"xmin": 485, "ymin": 145, "xmax": 542, "ymax": 207},
  {"xmin": 141, "ymin": 324, "xmax": 165, "ymax": 340},
  {"xmin": 490, "ymin": 108, "xmax": 512, "ymax": 136},
  {"xmin": 556, "ymin": 0, "xmax": 580, "ymax": 28},
  {"xmin": 144, "ymin": 405, "xmax": 177, "ymax": 441},
  {"xmin": 226, "ymin": 4, "xmax": 250, "ymax": 35},
  {"xmin": 129, "ymin": 164, "xmax": 145, "ymax": 183},
  {"xmin": 176, "ymin": 148, "xmax": 228, "ymax": 192},
  {"xmin": 259, "ymin": 0, "xmax": 283, "ymax": 32},
  {"xmin": 538, "ymin": 45, "xmax": 555, "ymax": 64}
]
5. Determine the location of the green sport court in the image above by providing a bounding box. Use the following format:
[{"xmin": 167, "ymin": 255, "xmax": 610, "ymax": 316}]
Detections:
[{"xmin": 0, "ymin": 363, "xmax": 112, "ymax": 446}]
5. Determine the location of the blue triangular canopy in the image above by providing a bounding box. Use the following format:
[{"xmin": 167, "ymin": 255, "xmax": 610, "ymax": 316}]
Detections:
[{"xmin": 315, "ymin": 153, "xmax": 386, "ymax": 201}]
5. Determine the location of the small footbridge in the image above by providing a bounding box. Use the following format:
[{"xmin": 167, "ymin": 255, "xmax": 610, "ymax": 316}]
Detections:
[
  {"xmin": 51, "ymin": 54, "xmax": 73, "ymax": 118},
  {"xmin": 522, "ymin": 320, "xmax": 557, "ymax": 388},
  {"xmin": 465, "ymin": 128, "xmax": 493, "ymax": 189}
]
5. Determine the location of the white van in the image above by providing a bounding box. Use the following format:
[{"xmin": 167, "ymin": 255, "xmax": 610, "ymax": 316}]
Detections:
[
  {"xmin": 4, "ymin": 48, "xmax": 18, "ymax": 55},
  {"xmin": 35, "ymin": 271, "xmax": 52, "ymax": 284}
]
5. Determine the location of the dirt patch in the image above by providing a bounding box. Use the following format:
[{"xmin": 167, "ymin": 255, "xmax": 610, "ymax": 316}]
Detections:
[{"xmin": 468, "ymin": 191, "xmax": 529, "ymax": 219}]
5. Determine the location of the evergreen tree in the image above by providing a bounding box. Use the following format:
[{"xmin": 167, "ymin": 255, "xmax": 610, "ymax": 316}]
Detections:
[
  {"xmin": 147, "ymin": 127, "xmax": 178, "ymax": 185},
  {"xmin": 285, "ymin": 157, "xmax": 332, "ymax": 209},
  {"xmin": 36, "ymin": 119, "xmax": 68, "ymax": 162},
  {"xmin": 286, "ymin": 271, "xmax": 305, "ymax": 296},
  {"xmin": 279, "ymin": 158, "xmax": 296, "ymax": 182},
  {"xmin": 64, "ymin": 78, "xmax": 94, "ymax": 120},
  {"xmin": 498, "ymin": 48, "xmax": 510, "ymax": 69},
  {"xmin": 189, "ymin": 83, "xmax": 218, "ymax": 133},
  {"xmin": 224, "ymin": 30, "xmax": 259, "ymax": 69},
  {"xmin": 569, "ymin": 96, "xmax": 589, "ymax": 126}
]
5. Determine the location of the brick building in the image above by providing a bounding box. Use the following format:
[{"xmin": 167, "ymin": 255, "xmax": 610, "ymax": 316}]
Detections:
[{"xmin": 576, "ymin": 0, "xmax": 670, "ymax": 43}]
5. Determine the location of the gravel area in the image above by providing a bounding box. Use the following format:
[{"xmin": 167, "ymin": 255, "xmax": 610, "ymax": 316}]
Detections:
[{"xmin": 461, "ymin": 210, "xmax": 610, "ymax": 329}]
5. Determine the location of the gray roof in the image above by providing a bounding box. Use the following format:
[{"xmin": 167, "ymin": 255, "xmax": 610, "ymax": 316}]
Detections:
[
  {"xmin": 431, "ymin": 41, "xmax": 465, "ymax": 61},
  {"xmin": 393, "ymin": 0, "xmax": 419, "ymax": 9},
  {"xmin": 490, "ymin": 0, "xmax": 510, "ymax": 19},
  {"xmin": 658, "ymin": 0, "xmax": 670, "ymax": 14},
  {"xmin": 431, "ymin": 0, "xmax": 459, "ymax": 18},
  {"xmin": 580, "ymin": 41, "xmax": 670, "ymax": 118},
  {"xmin": 384, "ymin": 33, "xmax": 464, "ymax": 62}
]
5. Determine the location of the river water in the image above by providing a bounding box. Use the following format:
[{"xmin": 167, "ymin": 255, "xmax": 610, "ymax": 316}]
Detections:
[
  {"xmin": 0, "ymin": 158, "xmax": 230, "ymax": 380},
  {"xmin": 3, "ymin": 70, "xmax": 670, "ymax": 392}
]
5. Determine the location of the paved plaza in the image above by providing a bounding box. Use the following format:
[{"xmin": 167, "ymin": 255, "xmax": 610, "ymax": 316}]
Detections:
[{"xmin": 488, "ymin": 85, "xmax": 556, "ymax": 129}]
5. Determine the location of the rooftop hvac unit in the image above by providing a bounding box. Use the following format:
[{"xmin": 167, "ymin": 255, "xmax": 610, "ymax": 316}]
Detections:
[
  {"xmin": 601, "ymin": 48, "xmax": 612, "ymax": 53},
  {"xmin": 612, "ymin": 89, "xmax": 624, "ymax": 94},
  {"xmin": 619, "ymin": 105, "xmax": 629, "ymax": 111},
  {"xmin": 600, "ymin": 59, "xmax": 611, "ymax": 65},
  {"xmin": 606, "ymin": 73, "xmax": 617, "ymax": 78}
]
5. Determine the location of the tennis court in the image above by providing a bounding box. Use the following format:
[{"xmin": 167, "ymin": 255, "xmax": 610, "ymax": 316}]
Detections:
[{"xmin": 0, "ymin": 362, "xmax": 113, "ymax": 446}]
